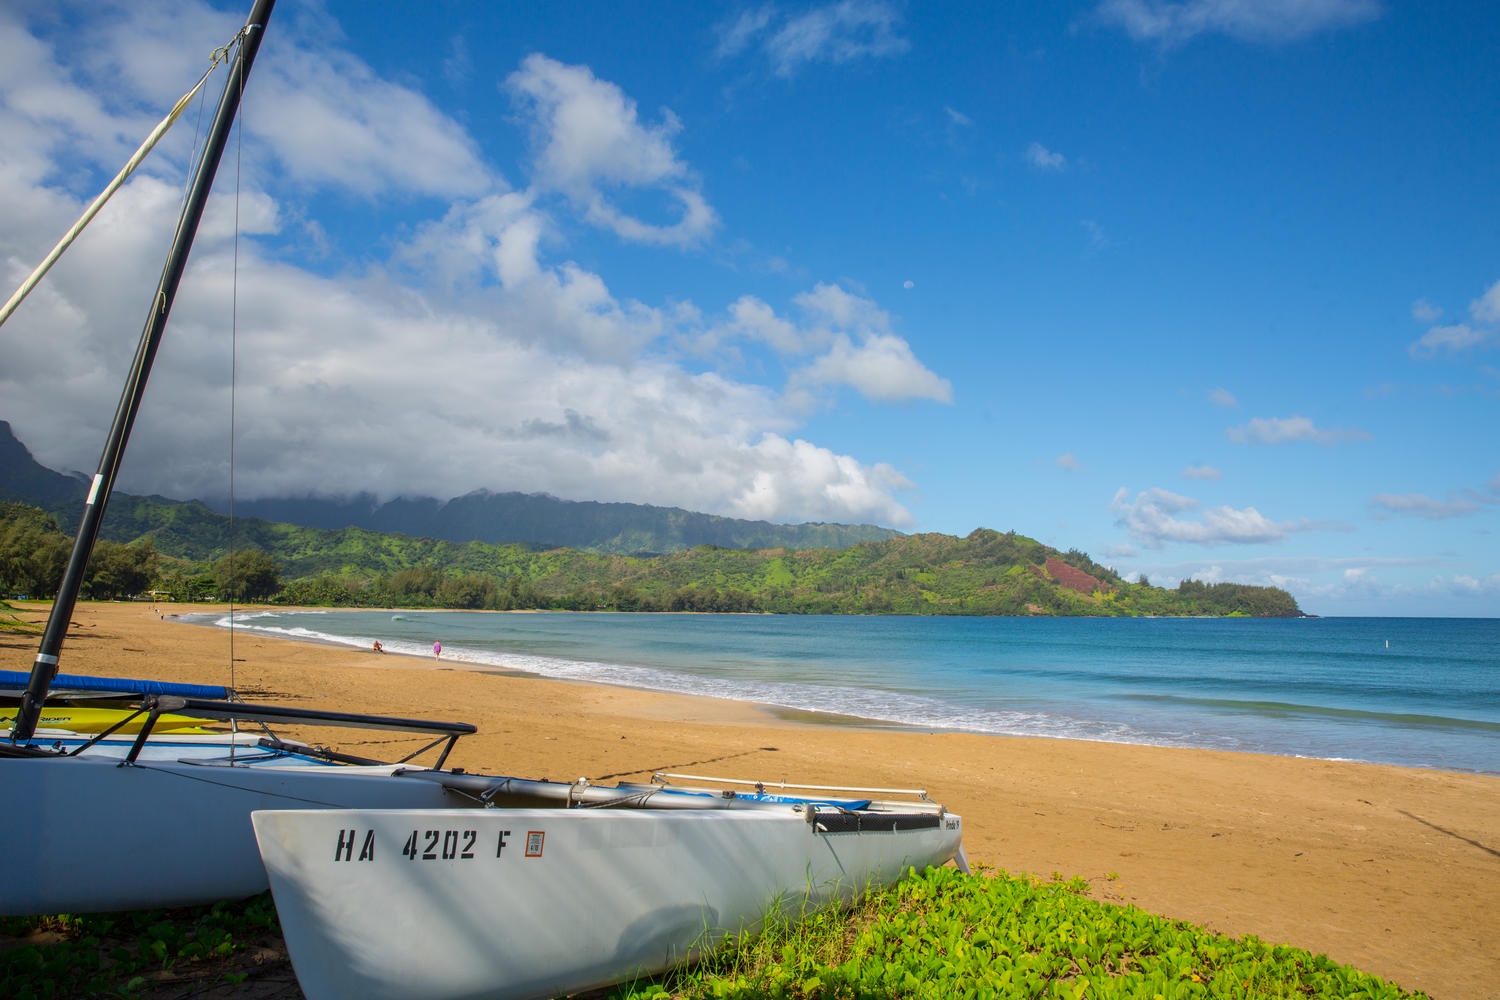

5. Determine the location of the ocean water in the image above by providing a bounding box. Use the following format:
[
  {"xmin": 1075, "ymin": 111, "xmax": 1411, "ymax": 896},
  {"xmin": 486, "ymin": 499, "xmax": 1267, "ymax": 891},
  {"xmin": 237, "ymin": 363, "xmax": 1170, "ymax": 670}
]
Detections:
[{"xmin": 194, "ymin": 611, "xmax": 1500, "ymax": 775}]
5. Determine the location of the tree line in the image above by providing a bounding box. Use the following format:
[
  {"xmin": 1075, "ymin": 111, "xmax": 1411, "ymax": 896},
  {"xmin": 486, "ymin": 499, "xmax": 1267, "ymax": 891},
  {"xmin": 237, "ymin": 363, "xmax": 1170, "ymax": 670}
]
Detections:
[{"xmin": 0, "ymin": 503, "xmax": 1303, "ymax": 617}]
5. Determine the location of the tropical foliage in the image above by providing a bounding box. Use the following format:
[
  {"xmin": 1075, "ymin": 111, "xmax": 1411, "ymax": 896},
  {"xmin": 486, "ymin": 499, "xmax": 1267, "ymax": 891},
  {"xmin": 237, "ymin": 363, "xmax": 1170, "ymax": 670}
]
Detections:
[
  {"xmin": 0, "ymin": 503, "xmax": 1302, "ymax": 617},
  {"xmin": 0, "ymin": 869, "xmax": 1425, "ymax": 999},
  {"xmin": 617, "ymin": 866, "xmax": 1426, "ymax": 1000}
]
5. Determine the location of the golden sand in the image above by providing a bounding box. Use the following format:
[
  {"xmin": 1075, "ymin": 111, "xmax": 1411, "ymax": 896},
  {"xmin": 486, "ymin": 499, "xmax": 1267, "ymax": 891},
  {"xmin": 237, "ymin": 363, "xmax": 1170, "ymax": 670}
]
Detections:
[{"xmin": 4, "ymin": 602, "xmax": 1497, "ymax": 999}]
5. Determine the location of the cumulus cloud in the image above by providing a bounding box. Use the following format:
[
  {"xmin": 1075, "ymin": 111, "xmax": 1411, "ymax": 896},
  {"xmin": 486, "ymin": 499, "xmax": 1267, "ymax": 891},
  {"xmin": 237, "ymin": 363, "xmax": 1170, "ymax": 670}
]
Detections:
[
  {"xmin": 722, "ymin": 295, "xmax": 808, "ymax": 355},
  {"xmin": 1225, "ymin": 415, "xmax": 1370, "ymax": 445},
  {"xmin": 786, "ymin": 285, "xmax": 953, "ymax": 404},
  {"xmin": 1209, "ymin": 386, "xmax": 1239, "ymax": 407},
  {"xmin": 716, "ymin": 0, "xmax": 909, "ymax": 76},
  {"xmin": 1092, "ymin": 0, "xmax": 1381, "ymax": 45},
  {"xmin": 258, "ymin": 47, "xmax": 497, "ymax": 200},
  {"xmin": 1181, "ymin": 464, "xmax": 1221, "ymax": 480},
  {"xmin": 796, "ymin": 332, "xmax": 953, "ymax": 403},
  {"xmin": 0, "ymin": 2, "xmax": 942, "ymax": 530},
  {"xmin": 506, "ymin": 54, "xmax": 717, "ymax": 247},
  {"xmin": 698, "ymin": 285, "xmax": 950, "ymax": 406},
  {"xmin": 1111, "ymin": 487, "xmax": 1303, "ymax": 548}
]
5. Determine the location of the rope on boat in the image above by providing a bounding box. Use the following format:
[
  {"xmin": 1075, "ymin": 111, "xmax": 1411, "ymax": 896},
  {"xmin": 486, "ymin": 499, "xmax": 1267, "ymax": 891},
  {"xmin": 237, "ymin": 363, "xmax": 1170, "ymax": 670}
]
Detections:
[{"xmin": 0, "ymin": 26, "xmax": 253, "ymax": 329}]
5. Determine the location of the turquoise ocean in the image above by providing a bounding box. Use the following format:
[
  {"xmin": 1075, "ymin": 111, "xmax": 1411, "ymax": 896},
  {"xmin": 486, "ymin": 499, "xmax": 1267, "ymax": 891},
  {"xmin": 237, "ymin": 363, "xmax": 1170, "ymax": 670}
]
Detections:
[{"xmin": 197, "ymin": 611, "xmax": 1500, "ymax": 775}]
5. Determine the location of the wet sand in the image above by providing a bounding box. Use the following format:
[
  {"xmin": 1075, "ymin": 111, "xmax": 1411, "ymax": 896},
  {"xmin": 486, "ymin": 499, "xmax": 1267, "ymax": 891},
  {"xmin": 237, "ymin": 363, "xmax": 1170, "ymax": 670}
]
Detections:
[{"xmin": 4, "ymin": 602, "xmax": 1497, "ymax": 999}]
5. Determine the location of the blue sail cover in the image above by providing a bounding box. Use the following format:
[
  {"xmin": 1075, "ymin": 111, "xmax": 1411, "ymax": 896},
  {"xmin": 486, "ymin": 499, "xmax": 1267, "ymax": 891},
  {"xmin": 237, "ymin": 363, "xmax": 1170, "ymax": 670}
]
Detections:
[{"xmin": 0, "ymin": 670, "xmax": 230, "ymax": 700}]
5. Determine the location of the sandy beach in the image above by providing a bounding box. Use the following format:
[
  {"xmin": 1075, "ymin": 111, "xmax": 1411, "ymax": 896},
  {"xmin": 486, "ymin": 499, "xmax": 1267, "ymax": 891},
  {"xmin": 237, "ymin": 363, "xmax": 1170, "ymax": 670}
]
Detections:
[{"xmin": 4, "ymin": 602, "xmax": 1497, "ymax": 999}]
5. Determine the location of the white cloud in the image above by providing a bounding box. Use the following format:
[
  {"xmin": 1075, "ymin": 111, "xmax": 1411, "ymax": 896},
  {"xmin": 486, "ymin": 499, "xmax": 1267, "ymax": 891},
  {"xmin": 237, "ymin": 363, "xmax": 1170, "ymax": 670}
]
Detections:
[
  {"xmin": 1111, "ymin": 486, "xmax": 1303, "ymax": 547},
  {"xmin": 1408, "ymin": 323, "xmax": 1488, "ymax": 358},
  {"xmin": 797, "ymin": 333, "xmax": 953, "ymax": 404},
  {"xmin": 766, "ymin": 1, "xmax": 909, "ymax": 76},
  {"xmin": 1056, "ymin": 453, "xmax": 1081, "ymax": 470},
  {"xmin": 1370, "ymin": 493, "xmax": 1483, "ymax": 520},
  {"xmin": 1225, "ymin": 415, "xmax": 1370, "ymax": 445},
  {"xmin": 1450, "ymin": 572, "xmax": 1500, "ymax": 597},
  {"xmin": 687, "ymin": 284, "xmax": 953, "ymax": 407},
  {"xmin": 786, "ymin": 284, "xmax": 952, "ymax": 403},
  {"xmin": 1471, "ymin": 279, "xmax": 1500, "ymax": 325},
  {"xmin": 945, "ymin": 107, "xmax": 973, "ymax": 127},
  {"xmin": 1181, "ymin": 464, "xmax": 1221, "ymax": 480},
  {"xmin": 1025, "ymin": 142, "xmax": 1067, "ymax": 170},
  {"xmin": 715, "ymin": 7, "xmax": 777, "ymax": 59},
  {"xmin": 506, "ymin": 54, "xmax": 716, "ymax": 247},
  {"xmin": 1407, "ymin": 277, "xmax": 1500, "ymax": 357},
  {"xmin": 1411, "ymin": 298, "xmax": 1443, "ymax": 324},
  {"xmin": 717, "ymin": 0, "xmax": 909, "ymax": 77},
  {"xmin": 259, "ymin": 46, "xmax": 497, "ymax": 200},
  {"xmin": 7, "ymin": 232, "xmax": 920, "ymax": 525},
  {"xmin": 0, "ymin": 3, "xmax": 931, "ymax": 531},
  {"xmin": 1209, "ymin": 386, "xmax": 1239, "ymax": 407},
  {"xmin": 1093, "ymin": 0, "xmax": 1381, "ymax": 45},
  {"xmin": 723, "ymin": 295, "xmax": 808, "ymax": 354}
]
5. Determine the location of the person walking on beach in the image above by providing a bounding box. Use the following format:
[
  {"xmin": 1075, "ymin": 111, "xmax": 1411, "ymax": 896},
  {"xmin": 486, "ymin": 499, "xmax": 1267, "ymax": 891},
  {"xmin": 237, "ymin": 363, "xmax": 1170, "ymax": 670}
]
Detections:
[{"xmin": 433, "ymin": 640, "xmax": 442, "ymax": 660}]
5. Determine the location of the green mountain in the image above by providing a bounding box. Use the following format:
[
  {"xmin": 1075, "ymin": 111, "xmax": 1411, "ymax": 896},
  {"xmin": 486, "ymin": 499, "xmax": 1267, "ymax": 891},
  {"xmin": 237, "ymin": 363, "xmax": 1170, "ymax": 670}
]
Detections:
[
  {"xmin": 0, "ymin": 422, "xmax": 1303, "ymax": 617},
  {"xmin": 213, "ymin": 490, "xmax": 901, "ymax": 555}
]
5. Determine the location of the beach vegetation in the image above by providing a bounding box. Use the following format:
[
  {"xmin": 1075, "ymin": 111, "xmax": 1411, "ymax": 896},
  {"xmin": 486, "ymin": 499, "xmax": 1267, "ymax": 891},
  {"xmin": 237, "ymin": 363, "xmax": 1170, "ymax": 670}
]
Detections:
[
  {"xmin": 0, "ymin": 502, "xmax": 1302, "ymax": 617},
  {"xmin": 0, "ymin": 502, "xmax": 70, "ymax": 600},
  {"xmin": 613, "ymin": 866, "xmax": 1427, "ymax": 1000},
  {"xmin": 0, "ymin": 868, "xmax": 1425, "ymax": 1000},
  {"xmin": 209, "ymin": 548, "xmax": 281, "ymax": 602},
  {"xmin": 0, "ymin": 894, "xmax": 283, "ymax": 999}
]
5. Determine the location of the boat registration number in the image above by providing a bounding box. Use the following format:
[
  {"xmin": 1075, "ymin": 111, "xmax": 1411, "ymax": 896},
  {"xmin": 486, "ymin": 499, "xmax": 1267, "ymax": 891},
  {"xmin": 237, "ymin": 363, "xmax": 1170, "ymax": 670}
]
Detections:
[{"xmin": 331, "ymin": 827, "xmax": 545, "ymax": 863}]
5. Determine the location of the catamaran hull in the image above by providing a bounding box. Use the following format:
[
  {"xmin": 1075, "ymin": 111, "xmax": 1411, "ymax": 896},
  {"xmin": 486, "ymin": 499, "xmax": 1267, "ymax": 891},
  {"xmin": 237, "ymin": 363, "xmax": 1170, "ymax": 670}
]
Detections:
[
  {"xmin": 0, "ymin": 756, "xmax": 457, "ymax": 915},
  {"xmin": 253, "ymin": 806, "xmax": 964, "ymax": 1000}
]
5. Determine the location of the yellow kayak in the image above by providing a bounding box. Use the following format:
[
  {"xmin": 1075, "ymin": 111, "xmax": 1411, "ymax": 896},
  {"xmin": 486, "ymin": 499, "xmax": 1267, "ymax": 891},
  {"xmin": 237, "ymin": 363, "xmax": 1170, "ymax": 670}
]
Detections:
[{"xmin": 0, "ymin": 705, "xmax": 214, "ymax": 734}]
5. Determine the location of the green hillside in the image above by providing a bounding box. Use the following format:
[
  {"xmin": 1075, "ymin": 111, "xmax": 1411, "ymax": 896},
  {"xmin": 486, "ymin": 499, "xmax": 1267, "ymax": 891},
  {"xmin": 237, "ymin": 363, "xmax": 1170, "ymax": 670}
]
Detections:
[{"xmin": 0, "ymin": 502, "xmax": 1302, "ymax": 617}]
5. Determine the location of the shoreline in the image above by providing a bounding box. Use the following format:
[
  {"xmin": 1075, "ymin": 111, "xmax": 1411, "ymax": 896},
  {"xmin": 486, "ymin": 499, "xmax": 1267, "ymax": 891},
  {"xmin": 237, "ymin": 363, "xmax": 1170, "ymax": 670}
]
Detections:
[
  {"xmin": 4, "ymin": 601, "xmax": 1499, "ymax": 999},
  {"xmin": 181, "ymin": 605, "xmax": 1499, "ymax": 777}
]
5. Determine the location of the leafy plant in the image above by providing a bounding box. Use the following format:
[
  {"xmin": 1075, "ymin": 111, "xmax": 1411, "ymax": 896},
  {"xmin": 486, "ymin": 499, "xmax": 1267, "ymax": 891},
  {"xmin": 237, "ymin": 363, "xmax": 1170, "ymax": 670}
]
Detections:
[
  {"xmin": 611, "ymin": 866, "xmax": 1426, "ymax": 1000},
  {"xmin": 0, "ymin": 895, "xmax": 285, "ymax": 999}
]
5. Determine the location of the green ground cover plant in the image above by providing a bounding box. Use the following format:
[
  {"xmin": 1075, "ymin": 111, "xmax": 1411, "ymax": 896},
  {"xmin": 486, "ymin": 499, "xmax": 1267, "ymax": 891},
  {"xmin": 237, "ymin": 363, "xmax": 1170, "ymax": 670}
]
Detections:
[
  {"xmin": 0, "ymin": 868, "xmax": 1422, "ymax": 999},
  {"xmin": 0, "ymin": 895, "xmax": 284, "ymax": 999},
  {"xmin": 613, "ymin": 866, "xmax": 1426, "ymax": 1000}
]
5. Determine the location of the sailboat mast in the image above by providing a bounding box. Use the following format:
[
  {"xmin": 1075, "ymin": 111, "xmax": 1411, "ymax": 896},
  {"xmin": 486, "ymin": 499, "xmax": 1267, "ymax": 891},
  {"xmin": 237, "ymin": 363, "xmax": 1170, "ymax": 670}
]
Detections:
[{"xmin": 9, "ymin": 0, "xmax": 277, "ymax": 743}]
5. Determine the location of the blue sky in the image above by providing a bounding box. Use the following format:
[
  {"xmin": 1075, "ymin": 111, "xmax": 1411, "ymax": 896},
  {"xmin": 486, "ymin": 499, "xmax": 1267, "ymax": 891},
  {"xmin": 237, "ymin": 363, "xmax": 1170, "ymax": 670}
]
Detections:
[{"xmin": 1, "ymin": 0, "xmax": 1497, "ymax": 616}]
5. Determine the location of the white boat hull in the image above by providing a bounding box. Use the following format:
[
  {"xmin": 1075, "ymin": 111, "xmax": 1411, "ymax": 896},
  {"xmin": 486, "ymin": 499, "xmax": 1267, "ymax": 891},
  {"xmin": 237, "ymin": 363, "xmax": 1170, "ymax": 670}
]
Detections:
[
  {"xmin": 253, "ymin": 805, "xmax": 964, "ymax": 1000},
  {"xmin": 0, "ymin": 756, "xmax": 457, "ymax": 915}
]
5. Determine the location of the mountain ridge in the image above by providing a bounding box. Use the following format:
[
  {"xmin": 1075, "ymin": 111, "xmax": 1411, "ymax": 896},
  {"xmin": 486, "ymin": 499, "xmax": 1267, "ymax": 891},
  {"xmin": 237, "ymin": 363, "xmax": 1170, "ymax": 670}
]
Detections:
[{"xmin": 0, "ymin": 420, "xmax": 900, "ymax": 555}]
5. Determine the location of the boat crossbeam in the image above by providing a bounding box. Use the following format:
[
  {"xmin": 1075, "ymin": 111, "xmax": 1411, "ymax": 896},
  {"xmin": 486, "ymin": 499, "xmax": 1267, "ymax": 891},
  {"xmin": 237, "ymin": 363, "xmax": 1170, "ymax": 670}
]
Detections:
[{"xmin": 652, "ymin": 771, "xmax": 934, "ymax": 802}]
